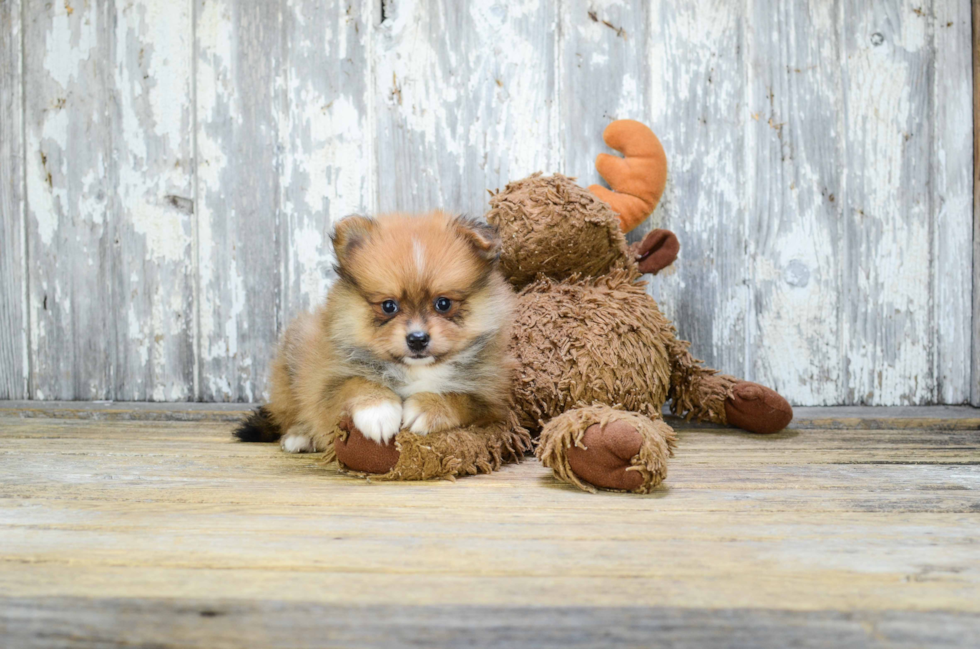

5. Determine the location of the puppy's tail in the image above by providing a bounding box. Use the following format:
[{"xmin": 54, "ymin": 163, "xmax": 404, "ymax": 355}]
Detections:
[{"xmin": 234, "ymin": 406, "xmax": 282, "ymax": 443}]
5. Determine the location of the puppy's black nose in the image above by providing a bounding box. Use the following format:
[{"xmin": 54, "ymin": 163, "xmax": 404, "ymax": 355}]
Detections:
[{"xmin": 406, "ymin": 331, "xmax": 430, "ymax": 352}]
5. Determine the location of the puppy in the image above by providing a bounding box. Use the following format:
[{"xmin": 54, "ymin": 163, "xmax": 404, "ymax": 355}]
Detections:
[{"xmin": 235, "ymin": 211, "xmax": 516, "ymax": 453}]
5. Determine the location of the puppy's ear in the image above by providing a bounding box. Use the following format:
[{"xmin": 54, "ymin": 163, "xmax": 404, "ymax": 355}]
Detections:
[
  {"xmin": 453, "ymin": 216, "xmax": 500, "ymax": 262},
  {"xmin": 331, "ymin": 215, "xmax": 375, "ymax": 266}
]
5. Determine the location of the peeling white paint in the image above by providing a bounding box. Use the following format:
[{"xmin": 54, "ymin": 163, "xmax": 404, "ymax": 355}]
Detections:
[{"xmin": 9, "ymin": 0, "xmax": 974, "ymax": 405}]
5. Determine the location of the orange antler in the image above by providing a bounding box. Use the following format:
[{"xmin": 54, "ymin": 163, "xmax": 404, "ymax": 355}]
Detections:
[{"xmin": 588, "ymin": 120, "xmax": 668, "ymax": 233}]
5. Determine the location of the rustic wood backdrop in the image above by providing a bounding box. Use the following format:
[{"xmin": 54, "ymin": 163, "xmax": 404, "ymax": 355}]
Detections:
[{"xmin": 0, "ymin": 0, "xmax": 975, "ymax": 406}]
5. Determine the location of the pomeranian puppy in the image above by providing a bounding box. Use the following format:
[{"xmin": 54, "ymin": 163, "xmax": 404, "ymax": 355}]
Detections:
[{"xmin": 235, "ymin": 211, "xmax": 516, "ymax": 453}]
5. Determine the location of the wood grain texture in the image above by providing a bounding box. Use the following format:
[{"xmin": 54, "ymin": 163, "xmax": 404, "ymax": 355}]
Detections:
[
  {"xmin": 933, "ymin": 0, "xmax": 973, "ymax": 405},
  {"xmin": 2, "ymin": 599, "xmax": 978, "ymax": 649},
  {"xmin": 560, "ymin": 0, "xmax": 653, "ymax": 244},
  {"xmin": 0, "ymin": 411, "xmax": 977, "ymax": 646},
  {"xmin": 278, "ymin": 0, "xmax": 373, "ymax": 324},
  {"xmin": 646, "ymin": 0, "xmax": 749, "ymax": 379},
  {"xmin": 0, "ymin": 0, "xmax": 27, "ymax": 399},
  {"xmin": 373, "ymin": 0, "xmax": 558, "ymax": 216},
  {"xmin": 111, "ymin": 1, "xmax": 196, "ymax": 400},
  {"xmin": 21, "ymin": 1, "xmax": 195, "ymax": 401},
  {"xmin": 23, "ymin": 0, "xmax": 116, "ymax": 399},
  {"xmin": 745, "ymin": 0, "xmax": 844, "ymax": 405},
  {"xmin": 196, "ymin": 0, "xmax": 283, "ymax": 401},
  {"xmin": 841, "ymin": 1, "xmax": 935, "ymax": 405},
  {"xmin": 973, "ymin": 0, "xmax": 980, "ymax": 407}
]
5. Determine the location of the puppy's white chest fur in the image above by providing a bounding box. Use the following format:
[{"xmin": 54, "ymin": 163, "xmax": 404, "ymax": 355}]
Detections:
[{"xmin": 394, "ymin": 362, "xmax": 457, "ymax": 398}]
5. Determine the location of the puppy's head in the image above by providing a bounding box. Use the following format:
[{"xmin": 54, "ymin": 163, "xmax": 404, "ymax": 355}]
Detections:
[{"xmin": 331, "ymin": 211, "xmax": 511, "ymax": 366}]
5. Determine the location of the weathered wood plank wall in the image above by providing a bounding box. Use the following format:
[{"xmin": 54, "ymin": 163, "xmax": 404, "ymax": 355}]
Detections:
[{"xmin": 0, "ymin": 0, "xmax": 975, "ymax": 406}]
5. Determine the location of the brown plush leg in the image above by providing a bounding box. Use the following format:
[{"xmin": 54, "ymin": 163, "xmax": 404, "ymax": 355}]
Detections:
[
  {"xmin": 665, "ymin": 336, "xmax": 737, "ymax": 424},
  {"xmin": 725, "ymin": 381, "xmax": 794, "ymax": 434},
  {"xmin": 665, "ymin": 337, "xmax": 793, "ymax": 434},
  {"xmin": 333, "ymin": 412, "xmax": 531, "ymax": 481},
  {"xmin": 537, "ymin": 405, "xmax": 676, "ymax": 494}
]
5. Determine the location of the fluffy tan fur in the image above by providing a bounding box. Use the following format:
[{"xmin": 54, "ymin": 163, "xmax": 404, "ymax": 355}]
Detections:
[{"xmin": 255, "ymin": 211, "xmax": 516, "ymax": 453}]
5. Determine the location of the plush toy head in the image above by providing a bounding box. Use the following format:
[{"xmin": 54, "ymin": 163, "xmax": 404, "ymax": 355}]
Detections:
[
  {"xmin": 486, "ymin": 173, "xmax": 635, "ymax": 288},
  {"xmin": 486, "ymin": 120, "xmax": 676, "ymax": 288},
  {"xmin": 486, "ymin": 171, "xmax": 682, "ymax": 288}
]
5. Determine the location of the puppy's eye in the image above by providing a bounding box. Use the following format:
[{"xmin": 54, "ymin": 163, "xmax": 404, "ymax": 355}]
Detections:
[
  {"xmin": 434, "ymin": 297, "xmax": 452, "ymax": 313},
  {"xmin": 381, "ymin": 300, "xmax": 399, "ymax": 315}
]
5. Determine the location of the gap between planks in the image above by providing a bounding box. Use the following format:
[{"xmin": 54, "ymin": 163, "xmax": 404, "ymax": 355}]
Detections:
[{"xmin": 1, "ymin": 401, "xmax": 979, "ymax": 430}]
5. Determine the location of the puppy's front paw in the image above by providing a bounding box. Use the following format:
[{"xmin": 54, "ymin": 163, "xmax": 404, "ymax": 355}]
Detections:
[
  {"xmin": 401, "ymin": 394, "xmax": 458, "ymax": 435},
  {"xmin": 352, "ymin": 400, "xmax": 403, "ymax": 443}
]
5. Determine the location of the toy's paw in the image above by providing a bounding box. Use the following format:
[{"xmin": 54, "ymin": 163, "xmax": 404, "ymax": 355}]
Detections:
[
  {"xmin": 335, "ymin": 416, "xmax": 401, "ymax": 474},
  {"xmin": 565, "ymin": 420, "xmax": 645, "ymax": 491},
  {"xmin": 352, "ymin": 399, "xmax": 403, "ymax": 443},
  {"xmin": 725, "ymin": 381, "xmax": 793, "ymax": 434},
  {"xmin": 400, "ymin": 394, "xmax": 459, "ymax": 435}
]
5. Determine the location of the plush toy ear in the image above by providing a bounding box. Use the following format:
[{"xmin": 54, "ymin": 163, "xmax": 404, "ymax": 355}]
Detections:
[
  {"xmin": 331, "ymin": 215, "xmax": 375, "ymax": 266},
  {"xmin": 633, "ymin": 228, "xmax": 680, "ymax": 275},
  {"xmin": 453, "ymin": 216, "xmax": 500, "ymax": 262}
]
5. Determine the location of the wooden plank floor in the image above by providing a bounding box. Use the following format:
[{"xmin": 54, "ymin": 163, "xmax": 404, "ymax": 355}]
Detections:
[{"xmin": 0, "ymin": 404, "xmax": 978, "ymax": 648}]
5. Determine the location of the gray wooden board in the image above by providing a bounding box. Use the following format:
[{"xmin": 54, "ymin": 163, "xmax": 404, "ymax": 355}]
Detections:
[
  {"xmin": 973, "ymin": 0, "xmax": 980, "ymax": 408},
  {"xmin": 196, "ymin": 0, "xmax": 283, "ymax": 402},
  {"xmin": 646, "ymin": 0, "xmax": 749, "ymax": 380},
  {"xmin": 745, "ymin": 0, "xmax": 844, "ymax": 406},
  {"xmin": 110, "ymin": 1, "xmax": 196, "ymax": 401},
  {"xmin": 278, "ymin": 0, "xmax": 374, "ymax": 325},
  {"xmin": 1, "ymin": 598, "xmax": 977, "ymax": 649},
  {"xmin": 23, "ymin": 1, "xmax": 116, "ymax": 400},
  {"xmin": 0, "ymin": 0, "xmax": 26, "ymax": 399},
  {"xmin": 373, "ymin": 0, "xmax": 559, "ymax": 216},
  {"xmin": 21, "ymin": 1, "xmax": 196, "ymax": 401},
  {"xmin": 560, "ymin": 0, "xmax": 653, "ymax": 245},
  {"xmin": 841, "ymin": 0, "xmax": 935, "ymax": 405},
  {"xmin": 932, "ymin": 0, "xmax": 973, "ymax": 404}
]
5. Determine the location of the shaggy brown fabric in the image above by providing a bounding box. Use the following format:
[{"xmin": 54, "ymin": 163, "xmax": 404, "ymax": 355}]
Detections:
[
  {"xmin": 509, "ymin": 270, "xmax": 672, "ymax": 432},
  {"xmin": 486, "ymin": 173, "xmax": 634, "ymax": 288},
  {"xmin": 537, "ymin": 405, "xmax": 676, "ymax": 494},
  {"xmin": 725, "ymin": 381, "xmax": 794, "ymax": 434},
  {"xmin": 665, "ymin": 336, "xmax": 738, "ymax": 425},
  {"xmin": 334, "ymin": 411, "xmax": 532, "ymax": 482}
]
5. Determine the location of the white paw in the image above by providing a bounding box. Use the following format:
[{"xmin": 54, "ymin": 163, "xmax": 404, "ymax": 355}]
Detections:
[
  {"xmin": 281, "ymin": 433, "xmax": 316, "ymax": 453},
  {"xmin": 401, "ymin": 399, "xmax": 432, "ymax": 435},
  {"xmin": 352, "ymin": 401, "xmax": 403, "ymax": 443}
]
